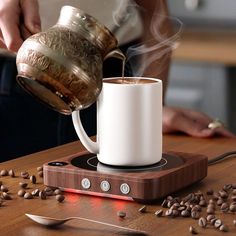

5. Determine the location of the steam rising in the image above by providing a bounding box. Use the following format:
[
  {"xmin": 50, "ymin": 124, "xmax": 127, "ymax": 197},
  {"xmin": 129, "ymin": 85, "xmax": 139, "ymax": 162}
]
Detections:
[{"xmin": 112, "ymin": 0, "xmax": 183, "ymax": 77}]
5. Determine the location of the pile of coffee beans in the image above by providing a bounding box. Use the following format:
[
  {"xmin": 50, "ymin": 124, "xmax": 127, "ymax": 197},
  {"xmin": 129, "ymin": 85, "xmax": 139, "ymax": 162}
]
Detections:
[
  {"xmin": 0, "ymin": 167, "xmax": 65, "ymax": 204},
  {"xmin": 116, "ymin": 186, "xmax": 236, "ymax": 234},
  {"xmin": 153, "ymin": 183, "xmax": 236, "ymax": 234}
]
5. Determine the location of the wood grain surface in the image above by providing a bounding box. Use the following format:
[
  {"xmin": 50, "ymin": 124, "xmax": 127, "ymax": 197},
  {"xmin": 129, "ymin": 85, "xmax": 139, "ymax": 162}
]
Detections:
[{"xmin": 0, "ymin": 134, "xmax": 236, "ymax": 236}]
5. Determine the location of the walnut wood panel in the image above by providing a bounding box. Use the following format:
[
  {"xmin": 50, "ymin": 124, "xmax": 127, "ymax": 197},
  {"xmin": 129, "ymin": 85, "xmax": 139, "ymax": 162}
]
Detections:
[
  {"xmin": 0, "ymin": 135, "xmax": 236, "ymax": 236},
  {"xmin": 43, "ymin": 152, "xmax": 207, "ymax": 201}
]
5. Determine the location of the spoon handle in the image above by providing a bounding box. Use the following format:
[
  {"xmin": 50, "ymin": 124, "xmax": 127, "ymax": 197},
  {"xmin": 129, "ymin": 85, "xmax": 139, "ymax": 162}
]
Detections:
[{"xmin": 68, "ymin": 216, "xmax": 146, "ymax": 234}]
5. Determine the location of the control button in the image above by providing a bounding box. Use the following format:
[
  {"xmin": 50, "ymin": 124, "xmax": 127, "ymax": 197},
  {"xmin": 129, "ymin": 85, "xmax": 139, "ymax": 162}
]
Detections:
[
  {"xmin": 100, "ymin": 180, "xmax": 110, "ymax": 192},
  {"xmin": 120, "ymin": 183, "xmax": 130, "ymax": 195},
  {"xmin": 48, "ymin": 161, "xmax": 68, "ymax": 166},
  {"xmin": 81, "ymin": 178, "xmax": 91, "ymax": 189}
]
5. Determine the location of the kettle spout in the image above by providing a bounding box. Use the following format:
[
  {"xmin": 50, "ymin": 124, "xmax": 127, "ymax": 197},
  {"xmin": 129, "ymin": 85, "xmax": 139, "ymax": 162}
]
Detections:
[{"xmin": 104, "ymin": 49, "xmax": 126, "ymax": 61}]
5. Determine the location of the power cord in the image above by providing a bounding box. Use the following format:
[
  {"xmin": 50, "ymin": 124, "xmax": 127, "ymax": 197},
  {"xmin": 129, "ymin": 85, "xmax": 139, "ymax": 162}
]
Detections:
[{"xmin": 208, "ymin": 151, "xmax": 236, "ymax": 166}]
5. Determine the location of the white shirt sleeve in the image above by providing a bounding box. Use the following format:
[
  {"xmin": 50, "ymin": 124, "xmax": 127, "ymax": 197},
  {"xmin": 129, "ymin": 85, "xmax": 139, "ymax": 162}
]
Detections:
[{"xmin": 39, "ymin": 0, "xmax": 142, "ymax": 45}]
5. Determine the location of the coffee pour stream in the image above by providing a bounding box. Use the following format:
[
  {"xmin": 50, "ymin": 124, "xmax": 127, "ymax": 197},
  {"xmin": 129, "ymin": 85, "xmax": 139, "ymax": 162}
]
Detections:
[{"xmin": 16, "ymin": 6, "xmax": 125, "ymax": 115}]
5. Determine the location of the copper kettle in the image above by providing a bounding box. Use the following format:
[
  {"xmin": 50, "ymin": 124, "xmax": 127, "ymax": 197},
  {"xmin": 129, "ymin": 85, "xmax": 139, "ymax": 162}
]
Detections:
[{"xmin": 16, "ymin": 6, "xmax": 125, "ymax": 114}]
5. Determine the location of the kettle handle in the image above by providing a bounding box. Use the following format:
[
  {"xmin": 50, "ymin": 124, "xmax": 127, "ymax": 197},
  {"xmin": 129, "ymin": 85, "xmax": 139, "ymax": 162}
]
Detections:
[
  {"xmin": 104, "ymin": 48, "xmax": 125, "ymax": 61},
  {"xmin": 72, "ymin": 111, "xmax": 99, "ymax": 154}
]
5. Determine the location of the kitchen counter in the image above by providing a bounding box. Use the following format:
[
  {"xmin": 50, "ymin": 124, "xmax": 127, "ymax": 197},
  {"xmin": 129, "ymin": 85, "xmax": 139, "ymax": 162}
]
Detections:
[
  {"xmin": 1, "ymin": 135, "xmax": 236, "ymax": 235},
  {"xmin": 172, "ymin": 29, "xmax": 236, "ymax": 66}
]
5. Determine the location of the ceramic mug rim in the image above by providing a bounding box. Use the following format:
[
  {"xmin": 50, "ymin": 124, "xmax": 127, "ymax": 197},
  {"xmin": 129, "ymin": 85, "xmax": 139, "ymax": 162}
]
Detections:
[{"xmin": 103, "ymin": 77, "xmax": 161, "ymax": 86}]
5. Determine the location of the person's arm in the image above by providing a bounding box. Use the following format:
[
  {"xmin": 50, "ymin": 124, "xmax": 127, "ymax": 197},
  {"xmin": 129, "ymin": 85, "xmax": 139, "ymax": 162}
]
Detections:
[
  {"xmin": 134, "ymin": 0, "xmax": 235, "ymax": 138},
  {"xmin": 163, "ymin": 106, "xmax": 235, "ymax": 138},
  {"xmin": 0, "ymin": 0, "xmax": 41, "ymax": 52}
]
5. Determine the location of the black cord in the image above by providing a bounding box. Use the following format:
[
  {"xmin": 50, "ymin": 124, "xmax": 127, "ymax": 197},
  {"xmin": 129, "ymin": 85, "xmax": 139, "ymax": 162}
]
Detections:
[{"xmin": 208, "ymin": 151, "xmax": 236, "ymax": 166}]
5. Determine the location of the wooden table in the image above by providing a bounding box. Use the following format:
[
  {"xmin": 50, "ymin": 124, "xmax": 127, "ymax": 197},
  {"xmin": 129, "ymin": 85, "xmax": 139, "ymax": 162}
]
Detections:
[{"xmin": 1, "ymin": 134, "xmax": 236, "ymax": 236}]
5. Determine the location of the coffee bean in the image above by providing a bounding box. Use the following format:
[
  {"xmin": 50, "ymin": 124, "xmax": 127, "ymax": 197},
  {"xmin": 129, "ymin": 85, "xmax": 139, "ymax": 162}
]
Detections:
[
  {"xmin": 167, "ymin": 201, "xmax": 174, "ymax": 208},
  {"xmin": 231, "ymin": 196, "xmax": 236, "ymax": 202},
  {"xmin": 38, "ymin": 171, "xmax": 43, "ymax": 178},
  {"xmin": 221, "ymin": 202, "xmax": 229, "ymax": 212},
  {"xmin": 207, "ymin": 214, "xmax": 216, "ymax": 222},
  {"xmin": 165, "ymin": 209, "xmax": 173, "ymax": 217},
  {"xmin": 213, "ymin": 192, "xmax": 220, "ymax": 200},
  {"xmin": 155, "ymin": 209, "xmax": 163, "ymax": 217},
  {"xmin": 31, "ymin": 189, "xmax": 40, "ymax": 196},
  {"xmin": 166, "ymin": 195, "xmax": 174, "ymax": 201},
  {"xmin": 199, "ymin": 200, "xmax": 207, "ymax": 207},
  {"xmin": 180, "ymin": 200, "xmax": 185, "ymax": 205},
  {"xmin": 172, "ymin": 202, "xmax": 180, "ymax": 208},
  {"xmin": 24, "ymin": 192, "xmax": 33, "ymax": 199},
  {"xmin": 195, "ymin": 191, "xmax": 203, "ymax": 197},
  {"xmin": 232, "ymin": 184, "xmax": 236, "ymax": 189},
  {"xmin": 189, "ymin": 226, "xmax": 198, "ymax": 234},
  {"xmin": 214, "ymin": 219, "xmax": 222, "ymax": 228},
  {"xmin": 1, "ymin": 185, "xmax": 9, "ymax": 192},
  {"xmin": 223, "ymin": 184, "xmax": 232, "ymax": 192},
  {"xmin": 191, "ymin": 205, "xmax": 201, "ymax": 212},
  {"xmin": 219, "ymin": 224, "xmax": 229, "ymax": 232},
  {"xmin": 138, "ymin": 205, "xmax": 147, "ymax": 213},
  {"xmin": 185, "ymin": 205, "xmax": 192, "ymax": 211},
  {"xmin": 17, "ymin": 189, "xmax": 26, "ymax": 197},
  {"xmin": 172, "ymin": 209, "xmax": 179, "ymax": 217},
  {"xmin": 0, "ymin": 180, "xmax": 2, "ymax": 186},
  {"xmin": 178, "ymin": 206, "xmax": 186, "ymax": 211},
  {"xmin": 191, "ymin": 211, "xmax": 200, "ymax": 219},
  {"xmin": 230, "ymin": 203, "xmax": 236, "ymax": 212},
  {"xmin": 208, "ymin": 199, "xmax": 215, "ymax": 204},
  {"xmin": 117, "ymin": 211, "xmax": 126, "ymax": 218},
  {"xmin": 2, "ymin": 192, "xmax": 12, "ymax": 200},
  {"xmin": 200, "ymin": 196, "xmax": 205, "ymax": 201},
  {"xmin": 219, "ymin": 190, "xmax": 228, "ymax": 199},
  {"xmin": 0, "ymin": 169, "xmax": 8, "ymax": 176},
  {"xmin": 44, "ymin": 187, "xmax": 54, "ymax": 196},
  {"xmin": 8, "ymin": 169, "xmax": 15, "ymax": 177},
  {"xmin": 210, "ymin": 218, "xmax": 217, "ymax": 225},
  {"xmin": 54, "ymin": 189, "xmax": 62, "ymax": 195},
  {"xmin": 19, "ymin": 182, "xmax": 28, "ymax": 189},
  {"xmin": 44, "ymin": 186, "xmax": 52, "ymax": 192},
  {"xmin": 207, "ymin": 203, "xmax": 215, "ymax": 209},
  {"xmin": 37, "ymin": 166, "xmax": 43, "ymax": 172},
  {"xmin": 181, "ymin": 210, "xmax": 190, "ymax": 217},
  {"xmin": 198, "ymin": 217, "xmax": 207, "ymax": 228},
  {"xmin": 30, "ymin": 175, "xmax": 36, "ymax": 184},
  {"xmin": 233, "ymin": 189, "xmax": 236, "ymax": 195},
  {"xmin": 21, "ymin": 171, "xmax": 29, "ymax": 179},
  {"xmin": 217, "ymin": 198, "xmax": 224, "ymax": 206},
  {"xmin": 206, "ymin": 207, "xmax": 215, "ymax": 214},
  {"xmin": 56, "ymin": 194, "xmax": 65, "ymax": 202},
  {"xmin": 39, "ymin": 191, "xmax": 47, "ymax": 200},
  {"xmin": 206, "ymin": 189, "xmax": 214, "ymax": 195}
]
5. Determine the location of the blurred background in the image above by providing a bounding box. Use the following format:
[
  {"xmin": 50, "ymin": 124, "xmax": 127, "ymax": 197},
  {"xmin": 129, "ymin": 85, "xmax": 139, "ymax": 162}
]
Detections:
[
  {"xmin": 166, "ymin": 0, "xmax": 236, "ymax": 133},
  {"xmin": 38, "ymin": 0, "xmax": 236, "ymax": 134}
]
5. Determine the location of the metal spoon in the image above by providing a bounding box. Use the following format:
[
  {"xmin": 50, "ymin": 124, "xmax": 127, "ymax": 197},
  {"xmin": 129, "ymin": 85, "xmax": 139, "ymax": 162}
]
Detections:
[{"xmin": 25, "ymin": 213, "xmax": 147, "ymax": 234}]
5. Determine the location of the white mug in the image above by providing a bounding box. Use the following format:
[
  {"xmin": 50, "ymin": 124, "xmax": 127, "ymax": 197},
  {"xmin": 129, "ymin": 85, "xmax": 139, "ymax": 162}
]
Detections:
[{"xmin": 72, "ymin": 77, "xmax": 162, "ymax": 166}]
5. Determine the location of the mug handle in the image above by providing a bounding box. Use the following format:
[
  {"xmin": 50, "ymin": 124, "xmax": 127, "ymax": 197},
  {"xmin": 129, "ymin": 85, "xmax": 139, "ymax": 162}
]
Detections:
[{"xmin": 72, "ymin": 111, "xmax": 99, "ymax": 154}]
